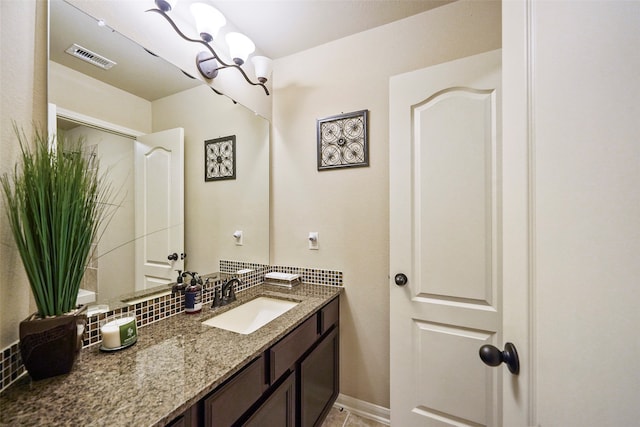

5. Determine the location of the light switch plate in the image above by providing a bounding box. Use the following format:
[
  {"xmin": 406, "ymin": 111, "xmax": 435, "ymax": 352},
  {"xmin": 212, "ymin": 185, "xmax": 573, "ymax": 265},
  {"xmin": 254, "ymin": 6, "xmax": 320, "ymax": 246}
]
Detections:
[
  {"xmin": 233, "ymin": 230, "xmax": 243, "ymax": 245},
  {"xmin": 308, "ymin": 232, "xmax": 319, "ymax": 250}
]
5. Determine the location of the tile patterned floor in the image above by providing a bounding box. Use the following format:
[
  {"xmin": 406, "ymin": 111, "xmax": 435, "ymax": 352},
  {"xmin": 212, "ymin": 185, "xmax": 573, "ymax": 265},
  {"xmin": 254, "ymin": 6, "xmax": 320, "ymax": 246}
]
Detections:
[{"xmin": 321, "ymin": 406, "xmax": 388, "ymax": 427}]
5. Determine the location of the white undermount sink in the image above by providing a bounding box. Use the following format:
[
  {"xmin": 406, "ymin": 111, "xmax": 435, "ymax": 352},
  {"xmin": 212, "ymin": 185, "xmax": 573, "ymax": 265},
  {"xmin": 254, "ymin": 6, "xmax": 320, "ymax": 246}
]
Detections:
[{"xmin": 202, "ymin": 297, "xmax": 299, "ymax": 334}]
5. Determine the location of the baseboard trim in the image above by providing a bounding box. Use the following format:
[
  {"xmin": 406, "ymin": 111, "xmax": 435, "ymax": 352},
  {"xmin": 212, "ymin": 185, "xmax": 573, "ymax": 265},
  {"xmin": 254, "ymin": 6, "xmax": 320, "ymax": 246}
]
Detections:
[{"xmin": 334, "ymin": 393, "xmax": 390, "ymax": 426}]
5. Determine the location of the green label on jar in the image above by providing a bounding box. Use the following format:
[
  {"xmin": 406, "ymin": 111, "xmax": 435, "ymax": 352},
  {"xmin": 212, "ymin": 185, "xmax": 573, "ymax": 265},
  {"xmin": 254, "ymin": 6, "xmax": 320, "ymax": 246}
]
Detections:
[{"xmin": 119, "ymin": 318, "xmax": 137, "ymax": 346}]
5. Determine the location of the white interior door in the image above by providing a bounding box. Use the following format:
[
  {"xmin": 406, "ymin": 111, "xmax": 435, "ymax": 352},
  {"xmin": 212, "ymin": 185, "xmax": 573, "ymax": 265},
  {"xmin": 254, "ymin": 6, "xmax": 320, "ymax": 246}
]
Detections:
[
  {"xmin": 390, "ymin": 50, "xmax": 524, "ymax": 426},
  {"xmin": 135, "ymin": 128, "xmax": 184, "ymax": 291}
]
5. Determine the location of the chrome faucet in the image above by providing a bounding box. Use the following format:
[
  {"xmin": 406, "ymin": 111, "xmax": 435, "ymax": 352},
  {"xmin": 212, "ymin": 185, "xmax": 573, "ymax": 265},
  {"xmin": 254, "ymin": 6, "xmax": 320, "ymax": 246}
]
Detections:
[{"xmin": 212, "ymin": 278, "xmax": 240, "ymax": 308}]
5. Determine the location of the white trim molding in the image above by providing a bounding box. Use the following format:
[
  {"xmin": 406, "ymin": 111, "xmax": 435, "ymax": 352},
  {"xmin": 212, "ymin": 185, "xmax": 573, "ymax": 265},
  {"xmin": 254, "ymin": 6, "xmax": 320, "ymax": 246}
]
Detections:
[
  {"xmin": 53, "ymin": 104, "xmax": 145, "ymax": 139},
  {"xmin": 334, "ymin": 393, "xmax": 390, "ymax": 426}
]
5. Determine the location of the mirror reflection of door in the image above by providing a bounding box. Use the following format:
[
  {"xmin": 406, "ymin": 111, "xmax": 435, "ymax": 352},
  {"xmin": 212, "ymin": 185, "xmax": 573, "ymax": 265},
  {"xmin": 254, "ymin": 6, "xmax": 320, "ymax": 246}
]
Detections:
[{"xmin": 135, "ymin": 128, "xmax": 185, "ymax": 291}]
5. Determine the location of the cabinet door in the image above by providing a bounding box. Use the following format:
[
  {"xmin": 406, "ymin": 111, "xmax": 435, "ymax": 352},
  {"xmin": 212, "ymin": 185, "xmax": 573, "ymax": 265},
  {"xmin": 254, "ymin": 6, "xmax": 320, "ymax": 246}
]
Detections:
[
  {"xmin": 269, "ymin": 315, "xmax": 318, "ymax": 383},
  {"xmin": 166, "ymin": 414, "xmax": 187, "ymax": 427},
  {"xmin": 203, "ymin": 355, "xmax": 265, "ymax": 426},
  {"xmin": 243, "ymin": 372, "xmax": 296, "ymax": 427},
  {"xmin": 320, "ymin": 297, "xmax": 339, "ymax": 335},
  {"xmin": 166, "ymin": 405, "xmax": 198, "ymax": 427},
  {"xmin": 300, "ymin": 327, "xmax": 339, "ymax": 427}
]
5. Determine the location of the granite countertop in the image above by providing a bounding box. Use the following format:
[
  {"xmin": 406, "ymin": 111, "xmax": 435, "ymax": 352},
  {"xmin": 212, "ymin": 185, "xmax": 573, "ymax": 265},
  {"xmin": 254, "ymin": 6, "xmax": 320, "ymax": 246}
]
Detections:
[{"xmin": 0, "ymin": 283, "xmax": 342, "ymax": 427}]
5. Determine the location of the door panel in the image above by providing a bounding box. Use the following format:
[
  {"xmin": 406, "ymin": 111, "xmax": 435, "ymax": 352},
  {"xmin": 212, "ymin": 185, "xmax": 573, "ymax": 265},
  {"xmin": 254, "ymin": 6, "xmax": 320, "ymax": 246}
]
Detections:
[
  {"xmin": 417, "ymin": 89, "xmax": 496, "ymax": 304},
  {"xmin": 135, "ymin": 128, "xmax": 184, "ymax": 290},
  {"xmin": 390, "ymin": 50, "xmax": 502, "ymax": 427},
  {"xmin": 413, "ymin": 321, "xmax": 494, "ymax": 426}
]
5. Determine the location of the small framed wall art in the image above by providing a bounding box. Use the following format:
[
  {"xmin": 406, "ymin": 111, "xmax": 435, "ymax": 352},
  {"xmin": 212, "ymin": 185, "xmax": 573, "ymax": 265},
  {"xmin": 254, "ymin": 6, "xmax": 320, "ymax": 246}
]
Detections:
[
  {"xmin": 205, "ymin": 135, "xmax": 236, "ymax": 181},
  {"xmin": 317, "ymin": 109, "xmax": 369, "ymax": 171}
]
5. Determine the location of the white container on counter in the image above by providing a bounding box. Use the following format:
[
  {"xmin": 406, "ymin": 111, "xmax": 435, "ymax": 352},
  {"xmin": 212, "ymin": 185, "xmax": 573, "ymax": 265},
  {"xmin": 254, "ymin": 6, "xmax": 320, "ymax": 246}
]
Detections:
[{"xmin": 100, "ymin": 316, "xmax": 137, "ymax": 351}]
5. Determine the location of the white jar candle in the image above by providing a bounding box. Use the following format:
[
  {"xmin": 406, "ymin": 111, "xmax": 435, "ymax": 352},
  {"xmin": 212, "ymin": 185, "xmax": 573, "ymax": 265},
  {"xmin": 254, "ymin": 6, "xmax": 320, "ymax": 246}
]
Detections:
[
  {"xmin": 101, "ymin": 322, "xmax": 121, "ymax": 349},
  {"xmin": 100, "ymin": 317, "xmax": 137, "ymax": 349}
]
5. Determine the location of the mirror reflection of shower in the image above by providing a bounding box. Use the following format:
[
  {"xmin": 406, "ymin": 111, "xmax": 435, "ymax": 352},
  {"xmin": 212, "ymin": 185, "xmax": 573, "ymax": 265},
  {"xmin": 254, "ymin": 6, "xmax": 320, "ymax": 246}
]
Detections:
[{"xmin": 57, "ymin": 118, "xmax": 141, "ymax": 304}]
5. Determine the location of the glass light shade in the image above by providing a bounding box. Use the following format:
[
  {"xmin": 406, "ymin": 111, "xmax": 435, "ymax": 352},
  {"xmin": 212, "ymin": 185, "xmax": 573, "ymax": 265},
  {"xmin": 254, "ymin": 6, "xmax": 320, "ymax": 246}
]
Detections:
[
  {"xmin": 155, "ymin": 0, "xmax": 178, "ymax": 12},
  {"xmin": 251, "ymin": 56, "xmax": 272, "ymax": 83},
  {"xmin": 226, "ymin": 32, "xmax": 255, "ymax": 65},
  {"xmin": 190, "ymin": 3, "xmax": 226, "ymax": 42}
]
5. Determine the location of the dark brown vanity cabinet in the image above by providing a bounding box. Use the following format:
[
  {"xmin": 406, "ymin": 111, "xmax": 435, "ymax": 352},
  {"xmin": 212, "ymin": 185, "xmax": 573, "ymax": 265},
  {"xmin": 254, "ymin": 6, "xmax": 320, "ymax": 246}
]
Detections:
[
  {"xmin": 299, "ymin": 327, "xmax": 339, "ymax": 427},
  {"xmin": 203, "ymin": 355, "xmax": 267, "ymax": 426},
  {"xmin": 170, "ymin": 296, "xmax": 339, "ymax": 427},
  {"xmin": 166, "ymin": 406, "xmax": 198, "ymax": 427},
  {"xmin": 243, "ymin": 372, "xmax": 296, "ymax": 427},
  {"xmin": 269, "ymin": 314, "xmax": 319, "ymax": 384}
]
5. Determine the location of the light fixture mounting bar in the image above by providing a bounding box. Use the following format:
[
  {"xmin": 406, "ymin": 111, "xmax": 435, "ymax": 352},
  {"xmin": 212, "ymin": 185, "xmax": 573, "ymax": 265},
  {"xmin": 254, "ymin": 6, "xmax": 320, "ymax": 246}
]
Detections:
[{"xmin": 146, "ymin": 8, "xmax": 270, "ymax": 95}]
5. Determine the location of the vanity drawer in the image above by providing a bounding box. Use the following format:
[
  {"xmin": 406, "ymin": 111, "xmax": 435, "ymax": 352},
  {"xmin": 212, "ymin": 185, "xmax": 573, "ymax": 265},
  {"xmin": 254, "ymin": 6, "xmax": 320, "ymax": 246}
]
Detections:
[
  {"xmin": 320, "ymin": 297, "xmax": 339, "ymax": 335},
  {"xmin": 203, "ymin": 355, "xmax": 265, "ymax": 427},
  {"xmin": 269, "ymin": 315, "xmax": 318, "ymax": 383}
]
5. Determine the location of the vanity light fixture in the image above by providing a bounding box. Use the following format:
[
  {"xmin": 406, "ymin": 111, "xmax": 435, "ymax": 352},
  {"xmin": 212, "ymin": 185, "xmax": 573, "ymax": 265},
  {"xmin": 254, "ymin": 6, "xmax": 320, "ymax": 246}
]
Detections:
[{"xmin": 148, "ymin": 0, "xmax": 272, "ymax": 95}]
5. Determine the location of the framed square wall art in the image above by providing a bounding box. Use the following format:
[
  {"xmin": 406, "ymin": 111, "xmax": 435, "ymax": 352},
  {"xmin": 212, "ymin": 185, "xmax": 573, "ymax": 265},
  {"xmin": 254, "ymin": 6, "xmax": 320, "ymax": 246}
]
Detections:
[
  {"xmin": 205, "ymin": 135, "xmax": 236, "ymax": 181},
  {"xmin": 317, "ymin": 109, "xmax": 369, "ymax": 171}
]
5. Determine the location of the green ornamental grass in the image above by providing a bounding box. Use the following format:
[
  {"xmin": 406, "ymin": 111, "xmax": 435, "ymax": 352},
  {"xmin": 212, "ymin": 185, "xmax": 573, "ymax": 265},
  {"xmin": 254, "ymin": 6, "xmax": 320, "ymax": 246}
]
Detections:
[{"xmin": 1, "ymin": 126, "xmax": 114, "ymax": 317}]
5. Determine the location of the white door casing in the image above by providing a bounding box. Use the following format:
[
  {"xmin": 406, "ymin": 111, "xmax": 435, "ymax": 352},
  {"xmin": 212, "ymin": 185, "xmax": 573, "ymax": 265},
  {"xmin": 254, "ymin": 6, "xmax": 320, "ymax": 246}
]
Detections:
[
  {"xmin": 502, "ymin": 1, "xmax": 640, "ymax": 425},
  {"xmin": 501, "ymin": 2, "xmax": 534, "ymax": 425},
  {"xmin": 135, "ymin": 128, "xmax": 184, "ymax": 291},
  {"xmin": 390, "ymin": 49, "xmax": 522, "ymax": 426}
]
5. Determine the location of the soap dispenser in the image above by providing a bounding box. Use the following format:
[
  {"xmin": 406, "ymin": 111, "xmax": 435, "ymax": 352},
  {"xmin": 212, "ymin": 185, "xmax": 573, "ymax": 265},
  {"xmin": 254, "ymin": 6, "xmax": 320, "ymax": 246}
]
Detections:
[
  {"xmin": 171, "ymin": 270, "xmax": 185, "ymax": 294},
  {"xmin": 184, "ymin": 273, "xmax": 203, "ymax": 314}
]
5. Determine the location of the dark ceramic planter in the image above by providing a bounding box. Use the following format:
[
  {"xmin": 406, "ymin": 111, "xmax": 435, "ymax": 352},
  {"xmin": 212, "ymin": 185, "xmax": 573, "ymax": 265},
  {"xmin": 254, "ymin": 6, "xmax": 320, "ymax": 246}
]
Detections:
[{"xmin": 19, "ymin": 305, "xmax": 87, "ymax": 380}]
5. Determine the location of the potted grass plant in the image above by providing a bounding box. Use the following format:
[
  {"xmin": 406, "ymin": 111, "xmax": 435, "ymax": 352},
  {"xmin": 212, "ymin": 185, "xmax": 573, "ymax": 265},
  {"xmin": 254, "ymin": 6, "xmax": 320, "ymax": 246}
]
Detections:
[{"xmin": 1, "ymin": 126, "xmax": 114, "ymax": 380}]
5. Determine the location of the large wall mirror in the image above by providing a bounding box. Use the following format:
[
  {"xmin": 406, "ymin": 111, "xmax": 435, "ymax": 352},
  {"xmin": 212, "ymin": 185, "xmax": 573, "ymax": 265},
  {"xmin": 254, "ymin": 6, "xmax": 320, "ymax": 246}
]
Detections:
[{"xmin": 48, "ymin": 0, "xmax": 270, "ymax": 307}]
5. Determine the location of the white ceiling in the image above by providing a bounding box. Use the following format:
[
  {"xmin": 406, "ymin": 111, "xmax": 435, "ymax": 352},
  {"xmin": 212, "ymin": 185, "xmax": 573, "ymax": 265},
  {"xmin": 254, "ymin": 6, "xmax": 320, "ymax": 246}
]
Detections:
[
  {"xmin": 50, "ymin": 0, "xmax": 453, "ymax": 102},
  {"xmin": 51, "ymin": 0, "xmax": 203, "ymax": 101},
  {"xmin": 206, "ymin": 0, "xmax": 454, "ymax": 59}
]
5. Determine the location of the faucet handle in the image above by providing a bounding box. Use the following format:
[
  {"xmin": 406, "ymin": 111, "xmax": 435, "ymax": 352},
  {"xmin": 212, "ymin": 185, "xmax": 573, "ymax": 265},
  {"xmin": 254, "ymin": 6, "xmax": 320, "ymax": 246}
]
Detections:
[
  {"xmin": 224, "ymin": 278, "xmax": 238, "ymax": 302},
  {"xmin": 212, "ymin": 285, "xmax": 222, "ymax": 308}
]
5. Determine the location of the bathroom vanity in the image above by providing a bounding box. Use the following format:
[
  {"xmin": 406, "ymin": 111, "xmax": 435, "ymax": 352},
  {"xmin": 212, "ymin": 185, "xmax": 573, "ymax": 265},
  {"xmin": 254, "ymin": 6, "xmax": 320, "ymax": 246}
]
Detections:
[
  {"xmin": 173, "ymin": 294, "xmax": 339, "ymax": 427},
  {"xmin": 0, "ymin": 283, "xmax": 341, "ymax": 427}
]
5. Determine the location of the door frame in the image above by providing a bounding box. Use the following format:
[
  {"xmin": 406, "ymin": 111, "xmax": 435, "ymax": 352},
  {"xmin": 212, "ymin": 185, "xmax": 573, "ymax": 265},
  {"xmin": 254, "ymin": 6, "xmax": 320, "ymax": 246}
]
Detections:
[
  {"xmin": 51, "ymin": 105, "xmax": 145, "ymax": 139},
  {"xmin": 502, "ymin": 0, "xmax": 536, "ymax": 425}
]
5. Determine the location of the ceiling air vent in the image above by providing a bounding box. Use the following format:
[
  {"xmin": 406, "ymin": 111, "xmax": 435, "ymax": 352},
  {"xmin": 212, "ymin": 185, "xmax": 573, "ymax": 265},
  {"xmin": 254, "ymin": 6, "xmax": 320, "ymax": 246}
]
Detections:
[{"xmin": 65, "ymin": 44, "xmax": 116, "ymax": 70}]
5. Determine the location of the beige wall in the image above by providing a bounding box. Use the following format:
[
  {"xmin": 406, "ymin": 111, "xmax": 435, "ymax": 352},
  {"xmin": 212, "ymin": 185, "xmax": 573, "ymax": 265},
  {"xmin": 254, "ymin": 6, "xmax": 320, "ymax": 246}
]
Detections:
[
  {"xmin": 0, "ymin": 0, "xmax": 48, "ymax": 348},
  {"xmin": 270, "ymin": 1, "xmax": 501, "ymax": 407},
  {"xmin": 49, "ymin": 62, "xmax": 151, "ymax": 134},
  {"xmin": 152, "ymin": 85, "xmax": 270, "ymax": 274}
]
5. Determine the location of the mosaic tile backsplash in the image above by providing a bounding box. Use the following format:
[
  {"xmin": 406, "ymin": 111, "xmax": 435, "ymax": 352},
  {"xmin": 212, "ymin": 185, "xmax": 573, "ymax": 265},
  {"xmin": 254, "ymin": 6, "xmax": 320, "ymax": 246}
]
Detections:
[
  {"xmin": 0, "ymin": 343, "xmax": 24, "ymax": 391},
  {"xmin": 0, "ymin": 261, "xmax": 343, "ymax": 393}
]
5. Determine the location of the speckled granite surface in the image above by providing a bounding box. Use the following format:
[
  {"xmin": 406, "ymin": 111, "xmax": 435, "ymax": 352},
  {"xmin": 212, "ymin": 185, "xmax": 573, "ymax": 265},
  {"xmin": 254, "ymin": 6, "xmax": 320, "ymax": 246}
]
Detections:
[{"xmin": 0, "ymin": 283, "xmax": 341, "ymax": 427}]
